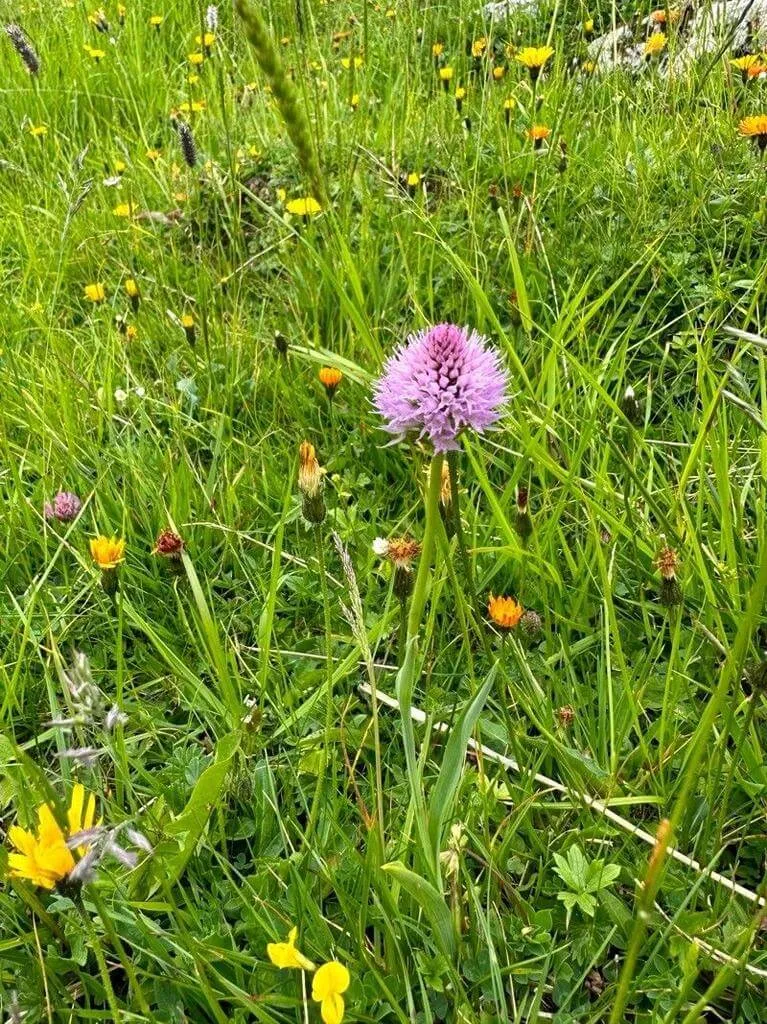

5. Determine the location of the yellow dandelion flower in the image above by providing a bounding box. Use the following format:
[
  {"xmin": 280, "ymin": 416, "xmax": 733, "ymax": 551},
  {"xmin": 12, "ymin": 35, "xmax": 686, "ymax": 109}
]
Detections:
[
  {"xmin": 738, "ymin": 114, "xmax": 767, "ymax": 148},
  {"xmin": 84, "ymin": 282, "xmax": 106, "ymax": 303},
  {"xmin": 471, "ymin": 37, "xmax": 487, "ymax": 58},
  {"xmin": 149, "ymin": 14, "xmax": 163, "ymax": 27},
  {"xmin": 515, "ymin": 45, "xmax": 554, "ymax": 79},
  {"xmin": 146, "ymin": 148, "xmax": 161, "ymax": 161},
  {"xmin": 90, "ymin": 535, "xmax": 126, "ymax": 569},
  {"xmin": 188, "ymin": 51, "xmax": 205, "ymax": 65},
  {"xmin": 196, "ymin": 32, "xmax": 215, "ymax": 47},
  {"xmin": 28, "ymin": 123, "xmax": 48, "ymax": 136},
  {"xmin": 731, "ymin": 54, "xmax": 759, "ymax": 71},
  {"xmin": 285, "ymin": 196, "xmax": 322, "ymax": 217},
  {"xmin": 85, "ymin": 45, "xmax": 106, "ymax": 61},
  {"xmin": 432, "ymin": 42, "xmax": 444, "ymax": 58},
  {"xmin": 6, "ymin": 787, "xmax": 96, "ymax": 890},
  {"xmin": 644, "ymin": 32, "xmax": 667, "ymax": 57},
  {"xmin": 113, "ymin": 202, "xmax": 135, "ymax": 218},
  {"xmin": 492, "ymin": 65, "xmax": 505, "ymax": 80}
]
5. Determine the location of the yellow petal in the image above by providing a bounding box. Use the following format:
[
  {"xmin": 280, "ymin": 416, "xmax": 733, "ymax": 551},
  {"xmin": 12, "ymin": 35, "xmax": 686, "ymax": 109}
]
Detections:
[
  {"xmin": 266, "ymin": 929, "xmax": 315, "ymax": 970},
  {"xmin": 68, "ymin": 784, "xmax": 84, "ymax": 835},
  {"xmin": 7, "ymin": 826, "xmax": 36, "ymax": 856},
  {"xmin": 37, "ymin": 804, "xmax": 66, "ymax": 847},
  {"xmin": 320, "ymin": 994, "xmax": 345, "ymax": 1024},
  {"xmin": 84, "ymin": 792, "xmax": 97, "ymax": 831},
  {"xmin": 312, "ymin": 961, "xmax": 350, "ymax": 1000}
]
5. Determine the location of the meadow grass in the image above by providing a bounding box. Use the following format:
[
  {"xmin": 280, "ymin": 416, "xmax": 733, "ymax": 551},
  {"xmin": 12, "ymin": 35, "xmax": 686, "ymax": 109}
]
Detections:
[{"xmin": 1, "ymin": 0, "xmax": 767, "ymax": 1020}]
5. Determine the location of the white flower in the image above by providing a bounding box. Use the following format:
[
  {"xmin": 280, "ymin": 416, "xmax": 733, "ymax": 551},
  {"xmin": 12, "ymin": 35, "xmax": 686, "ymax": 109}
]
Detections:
[
  {"xmin": 134, "ymin": 386, "xmax": 145, "ymax": 398},
  {"xmin": 372, "ymin": 537, "xmax": 389, "ymax": 556},
  {"xmin": 114, "ymin": 388, "xmax": 128, "ymax": 403}
]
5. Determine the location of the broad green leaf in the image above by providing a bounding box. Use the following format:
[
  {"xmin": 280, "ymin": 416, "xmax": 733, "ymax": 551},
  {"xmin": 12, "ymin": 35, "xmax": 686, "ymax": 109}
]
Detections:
[
  {"xmin": 382, "ymin": 861, "xmax": 456, "ymax": 958},
  {"xmin": 427, "ymin": 665, "xmax": 497, "ymax": 870}
]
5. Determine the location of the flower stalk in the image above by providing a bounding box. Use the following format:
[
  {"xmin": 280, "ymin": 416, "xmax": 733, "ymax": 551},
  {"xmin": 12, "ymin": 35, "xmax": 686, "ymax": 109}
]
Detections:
[{"xmin": 235, "ymin": 0, "xmax": 326, "ymax": 204}]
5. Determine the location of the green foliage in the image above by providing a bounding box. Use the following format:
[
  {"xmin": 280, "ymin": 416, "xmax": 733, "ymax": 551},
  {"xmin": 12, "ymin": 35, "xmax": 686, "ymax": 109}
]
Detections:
[
  {"xmin": 1, "ymin": 0, "xmax": 767, "ymax": 1020},
  {"xmin": 552, "ymin": 844, "xmax": 621, "ymax": 924}
]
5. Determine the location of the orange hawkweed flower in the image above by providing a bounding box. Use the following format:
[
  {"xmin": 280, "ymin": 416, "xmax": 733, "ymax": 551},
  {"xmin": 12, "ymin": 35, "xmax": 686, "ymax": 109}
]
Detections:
[
  {"xmin": 318, "ymin": 366, "xmax": 342, "ymax": 397},
  {"xmin": 488, "ymin": 594, "xmax": 524, "ymax": 629},
  {"xmin": 739, "ymin": 114, "xmax": 767, "ymax": 149},
  {"xmin": 528, "ymin": 124, "xmax": 551, "ymax": 148}
]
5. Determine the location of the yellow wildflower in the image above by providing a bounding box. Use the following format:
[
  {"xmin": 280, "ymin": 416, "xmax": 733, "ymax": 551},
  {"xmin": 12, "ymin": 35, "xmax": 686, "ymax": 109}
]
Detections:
[
  {"xmin": 7, "ymin": 787, "xmax": 95, "ymax": 890},
  {"xmin": 515, "ymin": 45, "xmax": 554, "ymax": 79},
  {"xmin": 84, "ymin": 283, "xmax": 106, "ymax": 303},
  {"xmin": 312, "ymin": 961, "xmax": 350, "ymax": 1024},
  {"xmin": 739, "ymin": 114, "xmax": 767, "ymax": 148},
  {"xmin": 285, "ymin": 196, "xmax": 322, "ymax": 217},
  {"xmin": 90, "ymin": 535, "xmax": 126, "ymax": 569},
  {"xmin": 644, "ymin": 32, "xmax": 667, "ymax": 56},
  {"xmin": 266, "ymin": 927, "xmax": 316, "ymax": 970}
]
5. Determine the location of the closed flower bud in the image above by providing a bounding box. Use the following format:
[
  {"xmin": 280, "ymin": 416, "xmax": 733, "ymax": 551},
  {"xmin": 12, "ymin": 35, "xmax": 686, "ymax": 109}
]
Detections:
[
  {"xmin": 515, "ymin": 486, "xmax": 532, "ymax": 541},
  {"xmin": 439, "ymin": 460, "xmax": 455, "ymax": 538},
  {"xmin": 180, "ymin": 313, "xmax": 196, "ymax": 344},
  {"xmin": 153, "ymin": 529, "xmax": 184, "ymax": 558},
  {"xmin": 298, "ymin": 441, "xmax": 326, "ymax": 524},
  {"xmin": 520, "ymin": 608, "xmax": 542, "ymax": 640},
  {"xmin": 125, "ymin": 278, "xmax": 140, "ymax": 311},
  {"xmin": 318, "ymin": 366, "xmax": 342, "ymax": 399},
  {"xmin": 656, "ymin": 541, "xmax": 682, "ymax": 607},
  {"xmin": 274, "ymin": 330, "xmax": 289, "ymax": 357},
  {"xmin": 620, "ymin": 385, "xmax": 642, "ymax": 426},
  {"xmin": 557, "ymin": 704, "xmax": 575, "ymax": 727}
]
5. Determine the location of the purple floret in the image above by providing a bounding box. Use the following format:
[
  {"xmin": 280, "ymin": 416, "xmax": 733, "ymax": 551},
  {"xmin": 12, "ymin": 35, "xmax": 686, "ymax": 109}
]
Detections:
[
  {"xmin": 45, "ymin": 491, "xmax": 82, "ymax": 522},
  {"xmin": 373, "ymin": 323, "xmax": 508, "ymax": 452}
]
